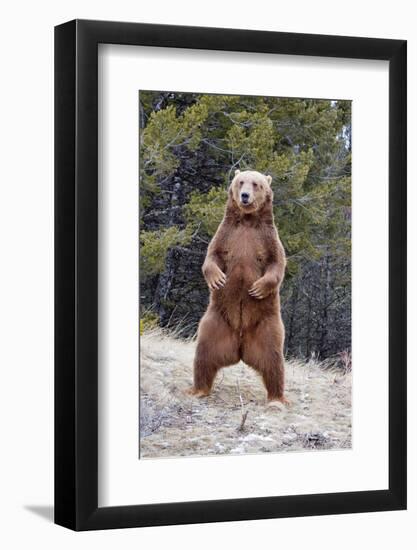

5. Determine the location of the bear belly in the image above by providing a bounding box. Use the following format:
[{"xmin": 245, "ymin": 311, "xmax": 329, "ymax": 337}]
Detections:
[
  {"xmin": 214, "ymin": 259, "xmax": 267, "ymax": 332},
  {"xmin": 226, "ymin": 261, "xmax": 261, "ymax": 293}
]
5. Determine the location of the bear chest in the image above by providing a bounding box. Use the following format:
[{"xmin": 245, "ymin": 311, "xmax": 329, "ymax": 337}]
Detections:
[{"xmin": 220, "ymin": 228, "xmax": 268, "ymax": 267}]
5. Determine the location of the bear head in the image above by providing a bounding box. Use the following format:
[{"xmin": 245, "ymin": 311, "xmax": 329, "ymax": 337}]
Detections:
[{"xmin": 230, "ymin": 169, "xmax": 272, "ymax": 214}]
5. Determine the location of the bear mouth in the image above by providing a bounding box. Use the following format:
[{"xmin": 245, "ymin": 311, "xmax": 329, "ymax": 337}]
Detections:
[{"xmin": 240, "ymin": 200, "xmax": 256, "ymax": 211}]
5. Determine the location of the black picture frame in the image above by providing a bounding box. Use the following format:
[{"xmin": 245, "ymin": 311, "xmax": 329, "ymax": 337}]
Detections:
[{"xmin": 55, "ymin": 19, "xmax": 407, "ymax": 531}]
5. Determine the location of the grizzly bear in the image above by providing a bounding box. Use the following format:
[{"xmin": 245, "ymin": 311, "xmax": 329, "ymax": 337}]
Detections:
[{"xmin": 189, "ymin": 169, "xmax": 289, "ymax": 405}]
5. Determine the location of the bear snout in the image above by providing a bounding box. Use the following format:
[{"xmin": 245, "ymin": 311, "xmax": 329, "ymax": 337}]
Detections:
[{"xmin": 240, "ymin": 192, "xmax": 250, "ymax": 204}]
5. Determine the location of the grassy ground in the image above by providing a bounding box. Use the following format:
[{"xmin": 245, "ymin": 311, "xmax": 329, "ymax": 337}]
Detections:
[{"xmin": 140, "ymin": 331, "xmax": 352, "ymax": 459}]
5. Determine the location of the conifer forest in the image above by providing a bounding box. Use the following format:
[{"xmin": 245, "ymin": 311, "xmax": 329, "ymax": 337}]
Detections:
[{"xmin": 139, "ymin": 91, "xmax": 351, "ymax": 361}]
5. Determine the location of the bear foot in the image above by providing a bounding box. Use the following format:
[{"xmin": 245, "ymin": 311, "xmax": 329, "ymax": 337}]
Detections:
[
  {"xmin": 186, "ymin": 387, "xmax": 211, "ymax": 398},
  {"xmin": 267, "ymin": 396, "xmax": 291, "ymax": 408}
]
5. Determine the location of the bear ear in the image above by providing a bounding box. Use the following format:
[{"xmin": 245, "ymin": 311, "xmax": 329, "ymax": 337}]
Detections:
[
  {"xmin": 234, "ymin": 169, "xmax": 241, "ymax": 177},
  {"xmin": 265, "ymin": 175, "xmax": 272, "ymax": 186}
]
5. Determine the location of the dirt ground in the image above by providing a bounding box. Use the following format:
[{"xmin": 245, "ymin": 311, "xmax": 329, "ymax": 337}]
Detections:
[{"xmin": 139, "ymin": 331, "xmax": 352, "ymax": 459}]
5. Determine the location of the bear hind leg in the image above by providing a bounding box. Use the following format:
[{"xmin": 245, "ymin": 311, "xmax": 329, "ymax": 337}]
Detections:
[
  {"xmin": 190, "ymin": 310, "xmax": 239, "ymax": 397},
  {"xmin": 242, "ymin": 320, "xmax": 289, "ymax": 405}
]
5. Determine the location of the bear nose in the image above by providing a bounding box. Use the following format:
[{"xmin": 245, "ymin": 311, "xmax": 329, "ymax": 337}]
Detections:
[{"xmin": 241, "ymin": 192, "xmax": 250, "ymax": 203}]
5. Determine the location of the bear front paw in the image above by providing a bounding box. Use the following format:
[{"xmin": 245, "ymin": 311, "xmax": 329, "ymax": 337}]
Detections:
[
  {"xmin": 204, "ymin": 265, "xmax": 227, "ymax": 291},
  {"xmin": 249, "ymin": 278, "xmax": 271, "ymax": 300}
]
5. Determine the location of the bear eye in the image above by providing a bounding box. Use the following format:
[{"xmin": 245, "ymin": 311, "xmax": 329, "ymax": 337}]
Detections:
[
  {"xmin": 239, "ymin": 181, "xmax": 244, "ymax": 186},
  {"xmin": 253, "ymin": 182, "xmax": 258, "ymax": 188}
]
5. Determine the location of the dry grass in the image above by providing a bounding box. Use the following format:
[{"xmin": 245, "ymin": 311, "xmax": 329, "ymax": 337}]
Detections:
[{"xmin": 140, "ymin": 330, "xmax": 352, "ymax": 459}]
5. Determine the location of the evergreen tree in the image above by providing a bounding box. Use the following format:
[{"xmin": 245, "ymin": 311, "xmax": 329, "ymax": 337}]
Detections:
[{"xmin": 139, "ymin": 91, "xmax": 351, "ymax": 359}]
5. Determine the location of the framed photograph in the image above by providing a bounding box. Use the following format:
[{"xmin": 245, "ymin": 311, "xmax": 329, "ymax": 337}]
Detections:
[{"xmin": 55, "ymin": 20, "xmax": 407, "ymax": 530}]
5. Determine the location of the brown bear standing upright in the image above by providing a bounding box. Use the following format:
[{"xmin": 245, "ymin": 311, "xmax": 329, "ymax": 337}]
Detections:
[{"xmin": 190, "ymin": 169, "xmax": 289, "ymax": 405}]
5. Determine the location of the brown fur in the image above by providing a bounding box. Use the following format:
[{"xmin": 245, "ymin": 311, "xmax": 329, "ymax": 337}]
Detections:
[{"xmin": 190, "ymin": 170, "xmax": 289, "ymax": 405}]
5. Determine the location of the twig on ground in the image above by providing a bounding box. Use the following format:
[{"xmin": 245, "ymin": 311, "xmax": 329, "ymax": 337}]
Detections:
[
  {"xmin": 236, "ymin": 378, "xmax": 249, "ymax": 432},
  {"xmin": 238, "ymin": 411, "xmax": 249, "ymax": 432}
]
